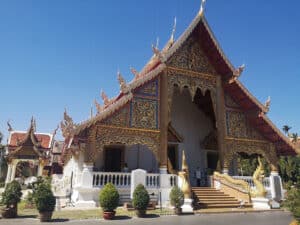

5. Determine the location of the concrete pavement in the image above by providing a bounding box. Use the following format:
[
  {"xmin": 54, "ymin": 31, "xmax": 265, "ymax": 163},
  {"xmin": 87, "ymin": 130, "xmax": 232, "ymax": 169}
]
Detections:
[{"xmin": 0, "ymin": 211, "xmax": 294, "ymax": 225}]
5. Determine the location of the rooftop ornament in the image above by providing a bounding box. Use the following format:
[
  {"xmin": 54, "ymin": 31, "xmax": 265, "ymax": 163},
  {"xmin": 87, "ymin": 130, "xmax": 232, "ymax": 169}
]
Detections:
[
  {"xmin": 7, "ymin": 120, "xmax": 13, "ymax": 132},
  {"xmin": 60, "ymin": 109, "xmax": 76, "ymax": 138},
  {"xmin": 130, "ymin": 67, "xmax": 140, "ymax": 79},
  {"xmin": 101, "ymin": 90, "xmax": 110, "ymax": 106},
  {"xmin": 230, "ymin": 64, "xmax": 245, "ymax": 83},
  {"xmin": 198, "ymin": 0, "xmax": 206, "ymax": 17},
  {"xmin": 94, "ymin": 99, "xmax": 103, "ymax": 114},
  {"xmin": 117, "ymin": 71, "xmax": 129, "ymax": 94},
  {"xmin": 264, "ymin": 96, "xmax": 271, "ymax": 113}
]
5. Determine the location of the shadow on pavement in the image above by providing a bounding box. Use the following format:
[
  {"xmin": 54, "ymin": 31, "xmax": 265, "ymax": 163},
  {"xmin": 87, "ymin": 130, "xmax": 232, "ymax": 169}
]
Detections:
[{"xmin": 113, "ymin": 215, "xmax": 132, "ymax": 220}]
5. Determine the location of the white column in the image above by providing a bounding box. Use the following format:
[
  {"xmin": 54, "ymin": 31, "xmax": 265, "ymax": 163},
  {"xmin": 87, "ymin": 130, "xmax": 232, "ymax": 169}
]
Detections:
[
  {"xmin": 131, "ymin": 169, "xmax": 147, "ymax": 198},
  {"xmin": 269, "ymin": 171, "xmax": 283, "ymax": 202},
  {"xmin": 10, "ymin": 160, "xmax": 18, "ymax": 182},
  {"xmin": 5, "ymin": 163, "xmax": 12, "ymax": 184},
  {"xmin": 37, "ymin": 161, "xmax": 44, "ymax": 177}
]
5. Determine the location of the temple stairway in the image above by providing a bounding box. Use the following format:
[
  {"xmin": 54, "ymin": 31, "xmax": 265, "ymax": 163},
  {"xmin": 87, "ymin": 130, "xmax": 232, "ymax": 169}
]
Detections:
[{"xmin": 192, "ymin": 187, "xmax": 252, "ymax": 209}]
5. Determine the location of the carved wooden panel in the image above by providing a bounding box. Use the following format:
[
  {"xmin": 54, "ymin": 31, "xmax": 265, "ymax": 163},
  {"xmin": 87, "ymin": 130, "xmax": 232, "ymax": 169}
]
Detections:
[
  {"xmin": 225, "ymin": 94, "xmax": 240, "ymax": 109},
  {"xmin": 87, "ymin": 125, "xmax": 160, "ymax": 163},
  {"xmin": 167, "ymin": 35, "xmax": 217, "ymax": 75},
  {"xmin": 226, "ymin": 110, "xmax": 264, "ymax": 140},
  {"xmin": 134, "ymin": 79, "xmax": 158, "ymax": 98},
  {"xmin": 130, "ymin": 97, "xmax": 158, "ymax": 130},
  {"xmin": 101, "ymin": 104, "xmax": 130, "ymax": 127},
  {"xmin": 224, "ymin": 139, "xmax": 278, "ymax": 171}
]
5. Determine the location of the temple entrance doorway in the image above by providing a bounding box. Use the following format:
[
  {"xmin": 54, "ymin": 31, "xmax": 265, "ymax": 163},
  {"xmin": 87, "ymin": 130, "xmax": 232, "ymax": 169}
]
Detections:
[
  {"xmin": 104, "ymin": 146, "xmax": 123, "ymax": 172},
  {"xmin": 170, "ymin": 86, "xmax": 216, "ymax": 186},
  {"xmin": 206, "ymin": 151, "xmax": 219, "ymax": 174}
]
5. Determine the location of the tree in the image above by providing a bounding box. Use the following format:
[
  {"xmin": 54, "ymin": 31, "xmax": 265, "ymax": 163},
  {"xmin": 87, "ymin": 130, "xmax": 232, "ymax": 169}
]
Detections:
[
  {"xmin": 0, "ymin": 131, "xmax": 7, "ymax": 183},
  {"xmin": 292, "ymin": 133, "xmax": 298, "ymax": 143},
  {"xmin": 282, "ymin": 125, "xmax": 292, "ymax": 136}
]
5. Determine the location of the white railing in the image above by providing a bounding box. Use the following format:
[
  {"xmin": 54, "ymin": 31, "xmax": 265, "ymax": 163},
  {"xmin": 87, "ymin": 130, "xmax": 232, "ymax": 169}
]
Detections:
[
  {"xmin": 93, "ymin": 172, "xmax": 131, "ymax": 188},
  {"xmin": 232, "ymin": 176, "xmax": 270, "ymax": 188},
  {"xmin": 169, "ymin": 174, "xmax": 177, "ymax": 187},
  {"xmin": 146, "ymin": 173, "xmax": 160, "ymax": 188}
]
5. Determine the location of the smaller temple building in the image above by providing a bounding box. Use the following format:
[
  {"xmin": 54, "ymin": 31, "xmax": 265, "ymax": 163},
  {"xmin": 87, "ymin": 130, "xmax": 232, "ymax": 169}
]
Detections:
[{"xmin": 5, "ymin": 119, "xmax": 62, "ymax": 185}]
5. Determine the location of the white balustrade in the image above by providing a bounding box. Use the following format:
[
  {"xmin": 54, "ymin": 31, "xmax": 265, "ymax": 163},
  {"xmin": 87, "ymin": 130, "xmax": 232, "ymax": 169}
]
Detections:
[
  {"xmin": 169, "ymin": 174, "xmax": 177, "ymax": 187},
  {"xmin": 93, "ymin": 172, "xmax": 131, "ymax": 188},
  {"xmin": 146, "ymin": 173, "xmax": 160, "ymax": 188}
]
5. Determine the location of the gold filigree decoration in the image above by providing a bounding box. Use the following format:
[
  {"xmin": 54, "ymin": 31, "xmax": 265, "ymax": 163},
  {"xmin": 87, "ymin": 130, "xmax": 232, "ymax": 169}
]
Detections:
[
  {"xmin": 60, "ymin": 109, "xmax": 77, "ymax": 138},
  {"xmin": 224, "ymin": 139, "xmax": 278, "ymax": 172},
  {"xmin": 167, "ymin": 35, "xmax": 217, "ymax": 75},
  {"xmin": 135, "ymin": 80, "xmax": 157, "ymax": 96},
  {"xmin": 225, "ymin": 95, "xmax": 240, "ymax": 109},
  {"xmin": 131, "ymin": 98, "xmax": 158, "ymax": 129},
  {"xmin": 226, "ymin": 110, "xmax": 264, "ymax": 140},
  {"xmin": 85, "ymin": 125, "xmax": 160, "ymax": 163},
  {"xmin": 101, "ymin": 105, "xmax": 130, "ymax": 127},
  {"xmin": 167, "ymin": 68, "xmax": 217, "ymax": 120}
]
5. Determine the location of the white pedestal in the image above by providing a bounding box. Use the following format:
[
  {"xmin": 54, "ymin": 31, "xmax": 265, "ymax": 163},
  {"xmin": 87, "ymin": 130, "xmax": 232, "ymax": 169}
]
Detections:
[
  {"xmin": 252, "ymin": 197, "xmax": 270, "ymax": 209},
  {"xmin": 181, "ymin": 198, "xmax": 194, "ymax": 213}
]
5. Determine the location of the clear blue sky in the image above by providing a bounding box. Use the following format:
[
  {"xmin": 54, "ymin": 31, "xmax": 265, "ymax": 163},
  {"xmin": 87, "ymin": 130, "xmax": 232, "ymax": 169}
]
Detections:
[{"xmin": 0, "ymin": 0, "xmax": 299, "ymax": 141}]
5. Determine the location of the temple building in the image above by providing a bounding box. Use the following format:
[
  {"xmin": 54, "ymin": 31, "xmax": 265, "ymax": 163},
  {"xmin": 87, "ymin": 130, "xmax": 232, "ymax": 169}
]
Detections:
[
  {"xmin": 11, "ymin": 3, "xmax": 296, "ymax": 210},
  {"xmin": 4, "ymin": 119, "xmax": 61, "ymax": 185}
]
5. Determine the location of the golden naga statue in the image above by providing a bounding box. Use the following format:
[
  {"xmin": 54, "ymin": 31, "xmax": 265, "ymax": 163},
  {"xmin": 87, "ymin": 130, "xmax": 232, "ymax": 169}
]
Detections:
[
  {"xmin": 178, "ymin": 150, "xmax": 192, "ymax": 199},
  {"xmin": 213, "ymin": 171, "xmax": 250, "ymax": 192},
  {"xmin": 250, "ymin": 157, "xmax": 267, "ymax": 198}
]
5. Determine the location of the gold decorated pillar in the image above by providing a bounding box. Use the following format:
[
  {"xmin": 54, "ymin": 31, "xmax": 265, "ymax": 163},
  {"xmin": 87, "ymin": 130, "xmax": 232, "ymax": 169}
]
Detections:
[
  {"xmin": 159, "ymin": 71, "xmax": 168, "ymax": 173},
  {"xmin": 216, "ymin": 76, "xmax": 227, "ymax": 173}
]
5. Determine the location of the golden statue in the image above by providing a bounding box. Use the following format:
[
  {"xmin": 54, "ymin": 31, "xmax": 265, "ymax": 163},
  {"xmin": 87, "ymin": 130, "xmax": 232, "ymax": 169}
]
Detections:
[
  {"xmin": 250, "ymin": 156, "xmax": 267, "ymax": 198},
  {"xmin": 178, "ymin": 150, "xmax": 191, "ymax": 199}
]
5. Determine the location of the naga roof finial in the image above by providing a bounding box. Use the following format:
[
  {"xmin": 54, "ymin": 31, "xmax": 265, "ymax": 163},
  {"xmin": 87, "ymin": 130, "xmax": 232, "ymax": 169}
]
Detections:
[
  {"xmin": 94, "ymin": 99, "xmax": 103, "ymax": 113},
  {"xmin": 264, "ymin": 96, "xmax": 271, "ymax": 113},
  {"xmin": 199, "ymin": 0, "xmax": 206, "ymax": 17},
  {"xmin": 117, "ymin": 71, "xmax": 129, "ymax": 94},
  {"xmin": 60, "ymin": 108, "xmax": 76, "ymax": 138},
  {"xmin": 130, "ymin": 66, "xmax": 140, "ymax": 79},
  {"xmin": 229, "ymin": 64, "xmax": 245, "ymax": 84},
  {"xmin": 101, "ymin": 90, "xmax": 110, "ymax": 105}
]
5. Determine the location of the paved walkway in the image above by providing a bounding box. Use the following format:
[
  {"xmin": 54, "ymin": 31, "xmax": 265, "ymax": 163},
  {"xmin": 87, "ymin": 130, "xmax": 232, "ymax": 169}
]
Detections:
[{"xmin": 0, "ymin": 211, "xmax": 294, "ymax": 225}]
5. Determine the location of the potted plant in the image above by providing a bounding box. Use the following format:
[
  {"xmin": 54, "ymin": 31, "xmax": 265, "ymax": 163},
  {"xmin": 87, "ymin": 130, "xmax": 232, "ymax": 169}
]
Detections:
[
  {"xmin": 99, "ymin": 183, "xmax": 119, "ymax": 220},
  {"xmin": 169, "ymin": 186, "xmax": 184, "ymax": 215},
  {"xmin": 0, "ymin": 180, "xmax": 22, "ymax": 218},
  {"xmin": 132, "ymin": 184, "xmax": 150, "ymax": 218},
  {"xmin": 33, "ymin": 181, "xmax": 56, "ymax": 222}
]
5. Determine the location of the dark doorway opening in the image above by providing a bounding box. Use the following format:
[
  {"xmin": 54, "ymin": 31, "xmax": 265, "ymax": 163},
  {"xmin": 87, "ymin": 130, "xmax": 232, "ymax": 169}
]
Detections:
[
  {"xmin": 168, "ymin": 145, "xmax": 178, "ymax": 171},
  {"xmin": 207, "ymin": 152, "xmax": 219, "ymax": 171},
  {"xmin": 104, "ymin": 146, "xmax": 123, "ymax": 172}
]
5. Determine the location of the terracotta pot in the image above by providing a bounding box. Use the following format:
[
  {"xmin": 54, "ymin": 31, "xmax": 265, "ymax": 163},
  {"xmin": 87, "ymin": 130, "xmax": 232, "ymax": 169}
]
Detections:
[
  {"xmin": 1, "ymin": 205, "xmax": 17, "ymax": 218},
  {"xmin": 136, "ymin": 209, "xmax": 146, "ymax": 218},
  {"xmin": 39, "ymin": 211, "xmax": 53, "ymax": 222},
  {"xmin": 174, "ymin": 207, "xmax": 182, "ymax": 215},
  {"xmin": 103, "ymin": 211, "xmax": 116, "ymax": 220}
]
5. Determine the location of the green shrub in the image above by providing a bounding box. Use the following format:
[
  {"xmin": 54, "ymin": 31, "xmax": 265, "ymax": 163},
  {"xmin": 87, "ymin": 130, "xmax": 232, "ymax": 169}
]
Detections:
[
  {"xmin": 24, "ymin": 192, "xmax": 35, "ymax": 208},
  {"xmin": 33, "ymin": 182, "xmax": 56, "ymax": 212},
  {"xmin": 169, "ymin": 186, "xmax": 184, "ymax": 208},
  {"xmin": 283, "ymin": 187, "xmax": 300, "ymax": 220},
  {"xmin": 99, "ymin": 183, "xmax": 119, "ymax": 212},
  {"xmin": 132, "ymin": 184, "xmax": 149, "ymax": 210},
  {"xmin": 0, "ymin": 180, "xmax": 22, "ymax": 207}
]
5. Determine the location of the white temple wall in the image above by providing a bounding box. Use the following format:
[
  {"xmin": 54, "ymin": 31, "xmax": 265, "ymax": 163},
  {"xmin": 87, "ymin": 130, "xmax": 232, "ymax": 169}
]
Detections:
[
  {"xmin": 171, "ymin": 89, "xmax": 214, "ymax": 186},
  {"xmin": 94, "ymin": 150, "xmax": 104, "ymax": 171}
]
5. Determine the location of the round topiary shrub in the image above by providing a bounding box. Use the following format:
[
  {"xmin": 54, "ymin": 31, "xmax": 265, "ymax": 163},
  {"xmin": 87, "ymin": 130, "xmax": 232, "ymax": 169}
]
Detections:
[
  {"xmin": 169, "ymin": 186, "xmax": 184, "ymax": 209},
  {"xmin": 0, "ymin": 180, "xmax": 22, "ymax": 218},
  {"xmin": 99, "ymin": 183, "xmax": 120, "ymax": 212},
  {"xmin": 34, "ymin": 182, "xmax": 56, "ymax": 213},
  {"xmin": 132, "ymin": 184, "xmax": 149, "ymax": 217}
]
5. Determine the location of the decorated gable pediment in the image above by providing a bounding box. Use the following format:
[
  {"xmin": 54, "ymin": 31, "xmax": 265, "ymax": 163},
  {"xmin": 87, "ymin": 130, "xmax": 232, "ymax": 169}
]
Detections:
[
  {"xmin": 226, "ymin": 110, "xmax": 264, "ymax": 140},
  {"xmin": 167, "ymin": 35, "xmax": 217, "ymax": 75}
]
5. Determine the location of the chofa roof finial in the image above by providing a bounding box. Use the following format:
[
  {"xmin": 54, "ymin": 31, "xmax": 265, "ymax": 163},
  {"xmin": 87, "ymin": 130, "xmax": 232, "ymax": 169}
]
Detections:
[
  {"xmin": 170, "ymin": 17, "xmax": 177, "ymax": 43},
  {"xmin": 7, "ymin": 120, "xmax": 13, "ymax": 132},
  {"xmin": 101, "ymin": 90, "xmax": 110, "ymax": 106},
  {"xmin": 199, "ymin": 0, "xmax": 206, "ymax": 16},
  {"xmin": 130, "ymin": 66, "xmax": 140, "ymax": 79}
]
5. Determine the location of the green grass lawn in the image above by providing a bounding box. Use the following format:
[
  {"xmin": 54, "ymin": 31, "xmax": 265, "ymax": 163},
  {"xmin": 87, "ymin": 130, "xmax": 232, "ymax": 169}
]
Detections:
[{"xmin": 16, "ymin": 201, "xmax": 174, "ymax": 220}]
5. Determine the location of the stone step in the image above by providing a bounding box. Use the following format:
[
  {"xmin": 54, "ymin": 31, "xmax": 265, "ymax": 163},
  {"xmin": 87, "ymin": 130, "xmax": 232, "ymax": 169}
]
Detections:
[
  {"xmin": 197, "ymin": 203, "xmax": 252, "ymax": 209},
  {"xmin": 198, "ymin": 200, "xmax": 240, "ymax": 204}
]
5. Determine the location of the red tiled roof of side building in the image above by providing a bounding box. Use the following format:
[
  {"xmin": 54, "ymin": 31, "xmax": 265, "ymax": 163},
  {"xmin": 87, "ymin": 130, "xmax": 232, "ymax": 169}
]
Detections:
[{"xmin": 8, "ymin": 131, "xmax": 52, "ymax": 149}]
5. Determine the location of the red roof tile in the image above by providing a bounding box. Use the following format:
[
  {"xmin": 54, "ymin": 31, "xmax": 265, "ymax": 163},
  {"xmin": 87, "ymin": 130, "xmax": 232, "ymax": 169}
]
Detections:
[{"xmin": 9, "ymin": 132, "xmax": 52, "ymax": 149}]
